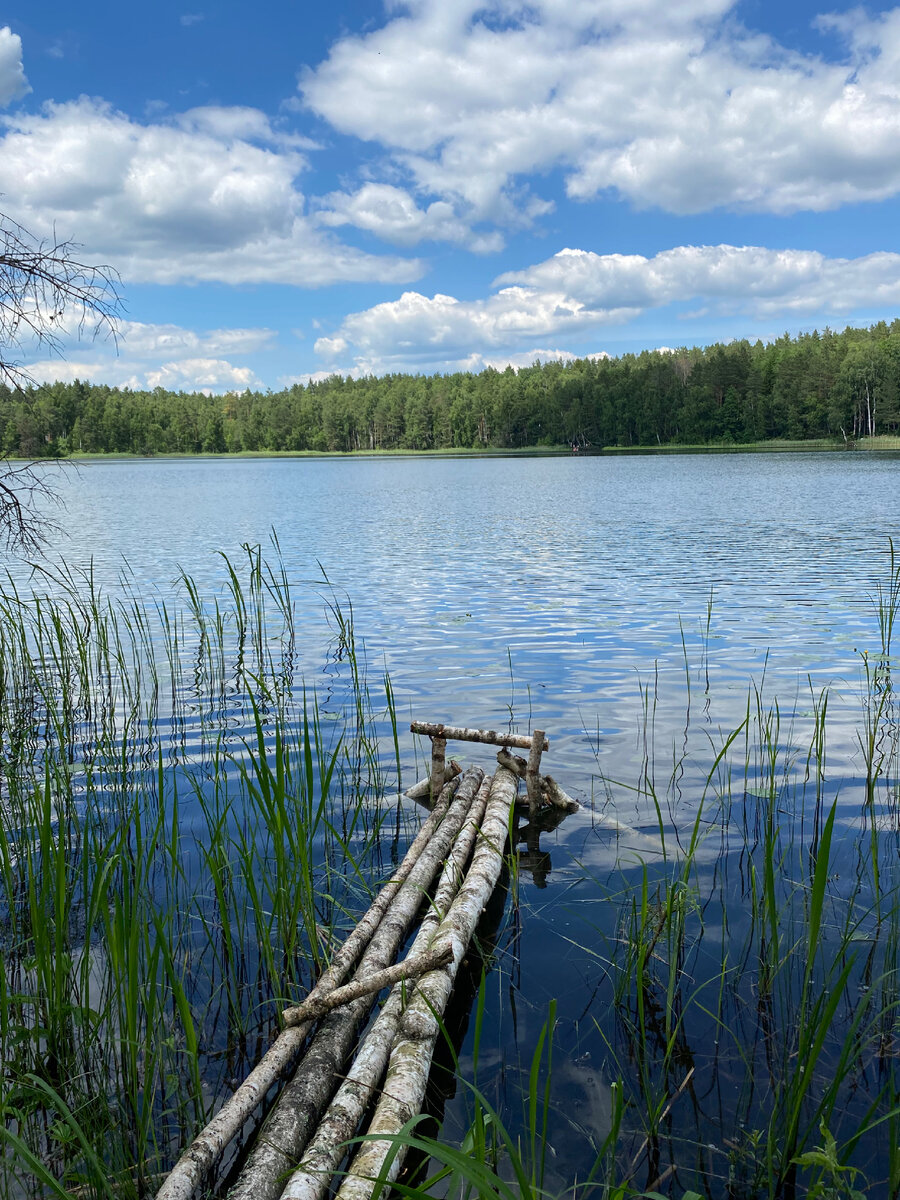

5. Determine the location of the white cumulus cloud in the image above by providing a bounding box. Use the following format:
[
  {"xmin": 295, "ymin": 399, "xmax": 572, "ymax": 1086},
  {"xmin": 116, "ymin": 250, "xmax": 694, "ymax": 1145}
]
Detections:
[
  {"xmin": 24, "ymin": 319, "xmax": 274, "ymax": 392},
  {"xmin": 0, "ymin": 26, "xmax": 29, "ymax": 107},
  {"xmin": 25, "ymin": 357, "xmax": 265, "ymax": 393},
  {"xmin": 143, "ymin": 358, "xmax": 261, "ymax": 391},
  {"xmin": 315, "ymin": 183, "xmax": 504, "ymax": 251},
  {"xmin": 458, "ymin": 347, "xmax": 585, "ymax": 372},
  {"xmin": 301, "ymin": 0, "xmax": 900, "ymax": 219},
  {"xmin": 313, "ymin": 284, "xmax": 635, "ymax": 373},
  {"xmin": 498, "ymin": 245, "xmax": 900, "ymax": 315},
  {"xmin": 0, "ymin": 97, "xmax": 423, "ymax": 286},
  {"xmin": 116, "ymin": 320, "xmax": 276, "ymax": 358},
  {"xmin": 314, "ymin": 242, "xmax": 900, "ymax": 374},
  {"xmin": 25, "ymin": 354, "xmax": 264, "ymax": 394}
]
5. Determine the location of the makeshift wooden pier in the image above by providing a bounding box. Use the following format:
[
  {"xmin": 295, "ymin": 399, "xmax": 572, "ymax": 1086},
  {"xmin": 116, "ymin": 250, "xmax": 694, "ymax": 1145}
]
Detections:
[{"xmin": 156, "ymin": 722, "xmax": 579, "ymax": 1200}]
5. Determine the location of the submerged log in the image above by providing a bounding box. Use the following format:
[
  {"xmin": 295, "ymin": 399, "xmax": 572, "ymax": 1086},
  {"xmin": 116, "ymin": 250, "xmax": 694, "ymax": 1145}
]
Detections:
[
  {"xmin": 336, "ymin": 767, "xmax": 518, "ymax": 1200},
  {"xmin": 411, "ymin": 721, "xmax": 548, "ymax": 751},
  {"xmin": 156, "ymin": 777, "xmax": 463, "ymax": 1200},
  {"xmin": 227, "ymin": 767, "xmax": 485, "ymax": 1200},
  {"xmin": 277, "ymin": 776, "xmax": 493, "ymax": 1200}
]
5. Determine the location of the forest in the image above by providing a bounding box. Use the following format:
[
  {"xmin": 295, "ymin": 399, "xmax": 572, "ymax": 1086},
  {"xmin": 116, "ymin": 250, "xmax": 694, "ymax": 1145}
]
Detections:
[{"xmin": 4, "ymin": 319, "xmax": 900, "ymax": 457}]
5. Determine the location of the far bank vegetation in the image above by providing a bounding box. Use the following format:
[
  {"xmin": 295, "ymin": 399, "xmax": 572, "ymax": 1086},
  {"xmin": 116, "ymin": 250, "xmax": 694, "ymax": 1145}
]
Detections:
[{"xmin": 6, "ymin": 320, "xmax": 900, "ymax": 457}]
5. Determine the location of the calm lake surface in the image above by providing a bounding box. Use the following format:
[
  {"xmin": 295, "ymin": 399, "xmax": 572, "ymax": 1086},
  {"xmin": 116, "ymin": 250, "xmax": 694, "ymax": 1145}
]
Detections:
[
  {"xmin": 16, "ymin": 450, "xmax": 900, "ymax": 1195},
  {"xmin": 27, "ymin": 450, "xmax": 900, "ymax": 788}
]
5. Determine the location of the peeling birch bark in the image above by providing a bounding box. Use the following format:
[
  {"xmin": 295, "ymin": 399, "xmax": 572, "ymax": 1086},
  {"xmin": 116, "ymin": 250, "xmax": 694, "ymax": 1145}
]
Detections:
[
  {"xmin": 276, "ymin": 777, "xmax": 492, "ymax": 1200},
  {"xmin": 336, "ymin": 768, "xmax": 517, "ymax": 1200},
  {"xmin": 410, "ymin": 722, "xmax": 548, "ymax": 751},
  {"xmin": 227, "ymin": 767, "xmax": 485, "ymax": 1200},
  {"xmin": 156, "ymin": 778, "xmax": 462, "ymax": 1200}
]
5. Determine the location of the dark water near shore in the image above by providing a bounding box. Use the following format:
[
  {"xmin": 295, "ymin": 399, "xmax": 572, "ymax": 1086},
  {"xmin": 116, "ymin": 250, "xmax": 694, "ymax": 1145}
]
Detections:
[{"xmin": 20, "ymin": 450, "xmax": 900, "ymax": 1195}]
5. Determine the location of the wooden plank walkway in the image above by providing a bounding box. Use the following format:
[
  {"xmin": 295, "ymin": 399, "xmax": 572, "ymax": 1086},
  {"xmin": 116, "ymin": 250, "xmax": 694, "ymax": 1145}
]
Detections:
[{"xmin": 156, "ymin": 723, "xmax": 579, "ymax": 1200}]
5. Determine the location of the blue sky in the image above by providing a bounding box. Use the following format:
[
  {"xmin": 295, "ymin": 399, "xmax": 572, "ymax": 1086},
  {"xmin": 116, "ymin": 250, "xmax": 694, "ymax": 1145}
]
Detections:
[{"xmin": 3, "ymin": 0, "xmax": 900, "ymax": 392}]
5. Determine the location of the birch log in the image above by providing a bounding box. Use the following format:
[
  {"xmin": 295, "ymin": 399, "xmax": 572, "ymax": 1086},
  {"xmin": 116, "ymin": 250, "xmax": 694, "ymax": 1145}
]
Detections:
[
  {"xmin": 276, "ymin": 776, "xmax": 493, "ymax": 1200},
  {"xmin": 541, "ymin": 775, "xmax": 581, "ymax": 813},
  {"xmin": 525, "ymin": 729, "xmax": 545, "ymax": 822},
  {"xmin": 155, "ymin": 779, "xmax": 463, "ymax": 1200},
  {"xmin": 336, "ymin": 766, "xmax": 518, "ymax": 1200},
  {"xmin": 281, "ymin": 944, "xmax": 452, "ymax": 1027},
  {"xmin": 429, "ymin": 737, "xmax": 446, "ymax": 804},
  {"xmin": 496, "ymin": 749, "xmax": 580, "ymax": 813},
  {"xmin": 227, "ymin": 767, "xmax": 485, "ymax": 1200},
  {"xmin": 404, "ymin": 760, "xmax": 461, "ymax": 800},
  {"xmin": 410, "ymin": 722, "xmax": 549, "ymax": 751},
  {"xmin": 495, "ymin": 747, "xmax": 528, "ymax": 777}
]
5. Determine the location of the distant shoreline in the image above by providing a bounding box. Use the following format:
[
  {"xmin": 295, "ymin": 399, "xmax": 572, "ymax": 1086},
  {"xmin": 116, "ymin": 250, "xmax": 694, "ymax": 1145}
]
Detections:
[{"xmin": 20, "ymin": 435, "xmax": 899, "ymax": 462}]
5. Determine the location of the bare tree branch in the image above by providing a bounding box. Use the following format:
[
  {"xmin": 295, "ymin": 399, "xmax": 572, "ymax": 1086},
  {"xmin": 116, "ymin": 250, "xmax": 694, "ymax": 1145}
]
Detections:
[{"xmin": 0, "ymin": 210, "xmax": 122, "ymax": 549}]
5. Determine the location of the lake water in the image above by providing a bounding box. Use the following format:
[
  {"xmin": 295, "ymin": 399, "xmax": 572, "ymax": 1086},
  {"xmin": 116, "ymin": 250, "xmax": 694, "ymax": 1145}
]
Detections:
[
  {"xmin": 15, "ymin": 450, "xmax": 900, "ymax": 1196},
  {"xmin": 26, "ymin": 451, "xmax": 900, "ymax": 792}
]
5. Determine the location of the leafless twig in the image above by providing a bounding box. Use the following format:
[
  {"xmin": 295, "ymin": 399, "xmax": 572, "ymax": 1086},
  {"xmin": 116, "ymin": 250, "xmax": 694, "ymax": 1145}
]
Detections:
[{"xmin": 0, "ymin": 211, "xmax": 122, "ymax": 549}]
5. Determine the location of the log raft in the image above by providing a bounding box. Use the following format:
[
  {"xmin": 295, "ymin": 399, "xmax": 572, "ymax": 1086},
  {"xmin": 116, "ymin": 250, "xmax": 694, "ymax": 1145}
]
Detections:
[{"xmin": 155, "ymin": 721, "xmax": 580, "ymax": 1200}]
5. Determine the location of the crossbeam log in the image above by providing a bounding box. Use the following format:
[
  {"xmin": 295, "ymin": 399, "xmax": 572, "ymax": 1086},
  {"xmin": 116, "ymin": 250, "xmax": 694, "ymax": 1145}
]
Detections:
[{"xmin": 410, "ymin": 721, "xmax": 549, "ymax": 751}]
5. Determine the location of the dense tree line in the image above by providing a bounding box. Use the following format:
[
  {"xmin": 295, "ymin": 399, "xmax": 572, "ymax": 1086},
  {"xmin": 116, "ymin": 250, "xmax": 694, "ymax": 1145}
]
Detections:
[{"xmin": 4, "ymin": 320, "xmax": 900, "ymax": 458}]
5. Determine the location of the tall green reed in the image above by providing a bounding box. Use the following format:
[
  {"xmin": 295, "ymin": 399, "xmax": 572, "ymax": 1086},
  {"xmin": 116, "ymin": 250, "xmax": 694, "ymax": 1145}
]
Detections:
[
  {"xmin": 571, "ymin": 563, "xmax": 900, "ymax": 1199},
  {"xmin": 0, "ymin": 544, "xmax": 398, "ymax": 1197}
]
